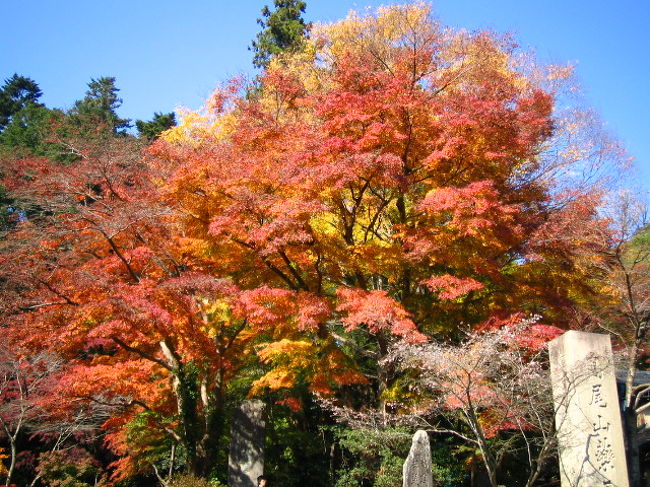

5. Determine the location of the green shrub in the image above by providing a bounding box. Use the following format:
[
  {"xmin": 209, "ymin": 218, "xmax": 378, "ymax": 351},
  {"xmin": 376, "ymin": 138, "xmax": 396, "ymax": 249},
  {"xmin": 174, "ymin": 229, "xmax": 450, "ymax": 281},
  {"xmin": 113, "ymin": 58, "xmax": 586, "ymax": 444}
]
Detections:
[
  {"xmin": 335, "ymin": 427, "xmax": 411, "ymax": 487},
  {"xmin": 36, "ymin": 448, "xmax": 104, "ymax": 487},
  {"xmin": 168, "ymin": 474, "xmax": 226, "ymax": 487}
]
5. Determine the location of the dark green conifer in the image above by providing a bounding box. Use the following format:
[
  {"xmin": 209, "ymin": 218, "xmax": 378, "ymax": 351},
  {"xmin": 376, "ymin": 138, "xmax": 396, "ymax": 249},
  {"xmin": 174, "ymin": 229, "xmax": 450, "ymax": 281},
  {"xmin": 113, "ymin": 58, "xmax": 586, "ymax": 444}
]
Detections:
[
  {"xmin": 71, "ymin": 76, "xmax": 131, "ymax": 133},
  {"xmin": 250, "ymin": 0, "xmax": 309, "ymax": 69},
  {"xmin": 0, "ymin": 74, "xmax": 43, "ymax": 131},
  {"xmin": 135, "ymin": 111, "xmax": 176, "ymax": 140}
]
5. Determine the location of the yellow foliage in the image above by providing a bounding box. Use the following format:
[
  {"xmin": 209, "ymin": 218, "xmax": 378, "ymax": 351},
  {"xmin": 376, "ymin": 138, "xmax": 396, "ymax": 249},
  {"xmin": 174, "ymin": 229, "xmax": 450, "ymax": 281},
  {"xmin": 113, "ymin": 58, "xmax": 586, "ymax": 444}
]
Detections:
[
  {"xmin": 161, "ymin": 96, "xmax": 238, "ymax": 147},
  {"xmin": 267, "ymin": 41, "xmax": 321, "ymax": 95},
  {"xmin": 199, "ymin": 298, "xmax": 233, "ymax": 338},
  {"xmin": 251, "ymin": 340, "xmax": 313, "ymax": 393},
  {"xmin": 313, "ymin": 2, "xmax": 435, "ymax": 66},
  {"xmin": 257, "ymin": 339, "xmax": 313, "ymax": 365},
  {"xmin": 0, "ymin": 447, "xmax": 9, "ymax": 478}
]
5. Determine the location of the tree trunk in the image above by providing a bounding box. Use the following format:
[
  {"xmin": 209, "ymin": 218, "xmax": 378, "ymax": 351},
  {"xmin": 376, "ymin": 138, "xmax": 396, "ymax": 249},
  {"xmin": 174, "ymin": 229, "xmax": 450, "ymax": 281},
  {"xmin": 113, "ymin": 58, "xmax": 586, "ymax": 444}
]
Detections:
[
  {"xmin": 375, "ymin": 331, "xmax": 392, "ymax": 416},
  {"xmin": 176, "ymin": 374, "xmax": 200, "ymax": 476},
  {"xmin": 160, "ymin": 341, "xmax": 203, "ymax": 476},
  {"xmin": 465, "ymin": 408, "xmax": 499, "ymax": 487},
  {"xmin": 5, "ymin": 439, "xmax": 16, "ymax": 487},
  {"xmin": 195, "ymin": 402, "xmax": 225, "ymax": 477},
  {"xmin": 168, "ymin": 443, "xmax": 176, "ymax": 481}
]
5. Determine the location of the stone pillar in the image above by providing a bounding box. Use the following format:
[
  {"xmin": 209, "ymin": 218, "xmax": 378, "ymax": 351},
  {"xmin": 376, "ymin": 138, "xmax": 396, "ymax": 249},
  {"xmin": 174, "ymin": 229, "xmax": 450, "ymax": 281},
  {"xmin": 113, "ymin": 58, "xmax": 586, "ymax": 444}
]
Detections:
[
  {"xmin": 403, "ymin": 430, "xmax": 433, "ymax": 487},
  {"xmin": 228, "ymin": 400, "xmax": 265, "ymax": 487},
  {"xmin": 549, "ymin": 331, "xmax": 629, "ymax": 487}
]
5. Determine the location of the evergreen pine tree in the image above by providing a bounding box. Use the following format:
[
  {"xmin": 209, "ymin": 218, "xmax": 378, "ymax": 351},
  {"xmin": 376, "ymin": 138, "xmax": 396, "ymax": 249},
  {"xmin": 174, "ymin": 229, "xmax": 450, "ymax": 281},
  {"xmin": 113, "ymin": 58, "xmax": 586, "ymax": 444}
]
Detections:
[
  {"xmin": 71, "ymin": 77, "xmax": 131, "ymax": 133},
  {"xmin": 250, "ymin": 0, "xmax": 308, "ymax": 69},
  {"xmin": 0, "ymin": 74, "xmax": 43, "ymax": 131}
]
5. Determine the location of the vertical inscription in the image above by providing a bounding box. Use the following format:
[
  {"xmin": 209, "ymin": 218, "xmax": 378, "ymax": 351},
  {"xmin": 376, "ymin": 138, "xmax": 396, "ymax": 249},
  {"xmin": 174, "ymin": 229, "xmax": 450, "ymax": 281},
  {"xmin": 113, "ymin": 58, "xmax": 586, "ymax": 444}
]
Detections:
[
  {"xmin": 549, "ymin": 331, "xmax": 629, "ymax": 487},
  {"xmin": 589, "ymin": 375, "xmax": 615, "ymax": 481}
]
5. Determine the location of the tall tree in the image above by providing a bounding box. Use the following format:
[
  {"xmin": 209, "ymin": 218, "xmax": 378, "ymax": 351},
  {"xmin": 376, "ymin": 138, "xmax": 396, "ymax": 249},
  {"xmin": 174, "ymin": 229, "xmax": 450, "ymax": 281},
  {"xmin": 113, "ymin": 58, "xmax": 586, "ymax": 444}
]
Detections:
[
  {"xmin": 0, "ymin": 132, "xmax": 264, "ymax": 480},
  {"xmin": 0, "ymin": 74, "xmax": 42, "ymax": 131},
  {"xmin": 156, "ymin": 4, "xmax": 622, "ymax": 413},
  {"xmin": 71, "ymin": 77, "xmax": 131, "ymax": 134},
  {"xmin": 250, "ymin": 0, "xmax": 308, "ymax": 68}
]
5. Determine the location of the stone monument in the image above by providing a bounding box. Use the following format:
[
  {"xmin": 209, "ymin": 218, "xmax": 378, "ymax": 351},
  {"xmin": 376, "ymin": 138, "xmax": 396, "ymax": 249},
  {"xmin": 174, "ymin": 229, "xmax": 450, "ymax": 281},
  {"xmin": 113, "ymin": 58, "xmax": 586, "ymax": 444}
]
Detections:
[
  {"xmin": 228, "ymin": 400, "xmax": 266, "ymax": 487},
  {"xmin": 549, "ymin": 331, "xmax": 629, "ymax": 487},
  {"xmin": 403, "ymin": 429, "xmax": 433, "ymax": 487}
]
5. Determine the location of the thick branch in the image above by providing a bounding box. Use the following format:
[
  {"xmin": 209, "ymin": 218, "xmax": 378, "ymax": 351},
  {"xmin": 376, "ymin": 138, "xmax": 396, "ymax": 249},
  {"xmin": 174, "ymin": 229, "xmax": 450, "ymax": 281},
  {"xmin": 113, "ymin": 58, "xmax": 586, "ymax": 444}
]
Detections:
[{"xmin": 111, "ymin": 337, "xmax": 172, "ymax": 371}]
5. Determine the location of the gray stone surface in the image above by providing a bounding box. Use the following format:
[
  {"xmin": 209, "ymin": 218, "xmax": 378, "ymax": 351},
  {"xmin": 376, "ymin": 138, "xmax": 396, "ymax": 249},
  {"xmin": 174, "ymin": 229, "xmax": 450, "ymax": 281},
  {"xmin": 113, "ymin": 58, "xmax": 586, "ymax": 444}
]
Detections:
[
  {"xmin": 549, "ymin": 331, "xmax": 629, "ymax": 487},
  {"xmin": 228, "ymin": 400, "xmax": 266, "ymax": 487},
  {"xmin": 403, "ymin": 430, "xmax": 433, "ymax": 487}
]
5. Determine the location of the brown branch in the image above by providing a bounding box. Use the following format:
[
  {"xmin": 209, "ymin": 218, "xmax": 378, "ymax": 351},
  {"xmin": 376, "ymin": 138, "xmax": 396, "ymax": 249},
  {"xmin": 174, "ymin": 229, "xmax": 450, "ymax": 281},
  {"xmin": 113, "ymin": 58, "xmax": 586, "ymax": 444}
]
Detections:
[
  {"xmin": 278, "ymin": 250, "xmax": 309, "ymax": 291},
  {"xmin": 20, "ymin": 301, "xmax": 74, "ymax": 311},
  {"xmin": 111, "ymin": 337, "xmax": 172, "ymax": 371},
  {"xmin": 230, "ymin": 236, "xmax": 298, "ymax": 290},
  {"xmin": 36, "ymin": 279, "xmax": 78, "ymax": 306}
]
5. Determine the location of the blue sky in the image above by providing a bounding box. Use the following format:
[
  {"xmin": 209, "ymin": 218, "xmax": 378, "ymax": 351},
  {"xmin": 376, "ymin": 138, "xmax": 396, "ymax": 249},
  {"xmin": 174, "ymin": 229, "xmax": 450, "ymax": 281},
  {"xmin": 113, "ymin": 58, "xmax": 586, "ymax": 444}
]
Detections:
[{"xmin": 2, "ymin": 1, "xmax": 648, "ymax": 189}]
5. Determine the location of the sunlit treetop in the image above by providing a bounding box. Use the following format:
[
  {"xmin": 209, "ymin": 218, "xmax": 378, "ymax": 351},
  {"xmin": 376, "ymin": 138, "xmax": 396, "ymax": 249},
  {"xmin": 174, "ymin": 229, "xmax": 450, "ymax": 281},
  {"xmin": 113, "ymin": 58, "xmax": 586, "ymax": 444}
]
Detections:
[{"xmin": 153, "ymin": 3, "xmax": 625, "ymax": 357}]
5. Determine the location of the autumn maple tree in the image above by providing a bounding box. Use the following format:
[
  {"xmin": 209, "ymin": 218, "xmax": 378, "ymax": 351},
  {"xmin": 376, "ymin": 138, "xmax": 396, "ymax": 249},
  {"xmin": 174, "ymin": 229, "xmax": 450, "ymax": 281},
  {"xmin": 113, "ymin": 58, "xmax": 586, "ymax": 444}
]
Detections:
[
  {"xmin": 0, "ymin": 121, "xmax": 263, "ymax": 479},
  {"xmin": 152, "ymin": 4, "xmax": 620, "ymax": 408}
]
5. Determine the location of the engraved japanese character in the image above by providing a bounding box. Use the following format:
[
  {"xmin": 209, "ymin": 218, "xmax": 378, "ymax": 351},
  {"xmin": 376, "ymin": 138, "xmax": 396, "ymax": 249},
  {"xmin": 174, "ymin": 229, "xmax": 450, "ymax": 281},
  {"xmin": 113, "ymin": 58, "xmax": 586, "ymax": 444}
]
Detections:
[
  {"xmin": 593, "ymin": 415, "xmax": 610, "ymax": 433},
  {"xmin": 590, "ymin": 383, "xmax": 608, "ymax": 407},
  {"xmin": 594, "ymin": 437, "xmax": 614, "ymax": 473}
]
